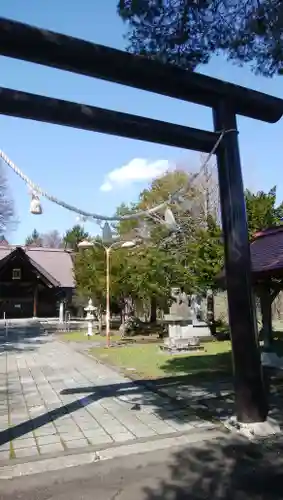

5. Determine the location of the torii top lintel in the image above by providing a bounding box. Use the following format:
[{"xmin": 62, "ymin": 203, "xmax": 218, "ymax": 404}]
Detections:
[{"xmin": 0, "ymin": 17, "xmax": 283, "ymax": 125}]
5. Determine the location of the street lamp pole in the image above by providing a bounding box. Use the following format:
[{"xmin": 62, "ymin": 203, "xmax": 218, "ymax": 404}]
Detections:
[
  {"xmin": 105, "ymin": 246, "xmax": 111, "ymax": 348},
  {"xmin": 78, "ymin": 237, "xmax": 136, "ymax": 347}
]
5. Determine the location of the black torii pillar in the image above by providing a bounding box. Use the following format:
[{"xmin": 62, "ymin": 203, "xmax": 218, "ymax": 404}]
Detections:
[
  {"xmin": 214, "ymin": 104, "xmax": 267, "ymax": 422},
  {"xmin": 0, "ymin": 17, "xmax": 283, "ymax": 423}
]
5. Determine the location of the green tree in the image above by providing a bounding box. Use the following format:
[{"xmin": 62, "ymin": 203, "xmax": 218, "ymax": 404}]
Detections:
[
  {"xmin": 73, "ymin": 243, "xmax": 106, "ymax": 329},
  {"xmin": 113, "ymin": 202, "xmax": 139, "ymax": 240},
  {"xmin": 118, "ymin": 0, "xmax": 283, "ymax": 77},
  {"xmin": 245, "ymin": 186, "xmax": 283, "ymax": 237},
  {"xmin": 74, "ymin": 167, "xmax": 223, "ymax": 320},
  {"xmin": 119, "ymin": 168, "xmax": 222, "ymax": 304},
  {"xmin": 186, "ymin": 216, "xmax": 223, "ymax": 290},
  {"xmin": 25, "ymin": 229, "xmax": 43, "ymax": 246},
  {"xmin": 74, "ymin": 241, "xmax": 128, "ymax": 313},
  {"xmin": 139, "ymin": 168, "xmax": 222, "ymax": 289},
  {"xmin": 63, "ymin": 225, "xmax": 89, "ymax": 251}
]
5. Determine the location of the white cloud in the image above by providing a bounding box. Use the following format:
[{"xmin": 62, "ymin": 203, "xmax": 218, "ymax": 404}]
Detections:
[
  {"xmin": 100, "ymin": 158, "xmax": 171, "ymax": 192},
  {"xmin": 100, "ymin": 181, "xmax": 113, "ymax": 192}
]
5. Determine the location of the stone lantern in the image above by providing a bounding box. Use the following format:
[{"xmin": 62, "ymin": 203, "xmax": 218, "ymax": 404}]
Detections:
[{"xmin": 84, "ymin": 298, "xmax": 96, "ymax": 337}]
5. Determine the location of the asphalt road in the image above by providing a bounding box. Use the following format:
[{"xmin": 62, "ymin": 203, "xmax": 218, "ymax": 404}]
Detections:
[{"xmin": 1, "ymin": 435, "xmax": 283, "ymax": 500}]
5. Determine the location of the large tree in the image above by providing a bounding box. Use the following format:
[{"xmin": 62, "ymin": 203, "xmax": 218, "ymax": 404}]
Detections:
[
  {"xmin": 74, "ymin": 240, "xmax": 128, "ymax": 326},
  {"xmin": 115, "ymin": 167, "xmax": 223, "ymax": 310},
  {"xmin": 75, "ymin": 172, "xmax": 283, "ymax": 318},
  {"xmin": 63, "ymin": 225, "xmax": 89, "ymax": 251},
  {"xmin": 41, "ymin": 230, "xmax": 63, "ymax": 248},
  {"xmin": 245, "ymin": 186, "xmax": 283, "ymax": 237},
  {"xmin": 74, "ymin": 244, "xmax": 106, "ymax": 304},
  {"xmin": 74, "ymin": 165, "xmax": 223, "ymax": 318},
  {"xmin": 138, "ymin": 167, "xmax": 223, "ymax": 288},
  {"xmin": 118, "ymin": 0, "xmax": 283, "ymax": 77}
]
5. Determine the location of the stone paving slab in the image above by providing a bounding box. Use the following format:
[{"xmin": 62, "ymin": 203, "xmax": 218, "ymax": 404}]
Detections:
[
  {"xmin": 149, "ymin": 370, "xmax": 283, "ymax": 430},
  {"xmin": 0, "ymin": 335, "xmax": 217, "ymax": 461}
]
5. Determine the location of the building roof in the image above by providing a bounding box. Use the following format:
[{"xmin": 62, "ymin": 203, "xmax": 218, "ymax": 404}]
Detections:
[
  {"xmin": 250, "ymin": 226, "xmax": 283, "ymax": 276},
  {"xmin": 216, "ymin": 226, "xmax": 283, "ymax": 287},
  {"xmin": 0, "ymin": 245, "xmax": 75, "ymax": 288}
]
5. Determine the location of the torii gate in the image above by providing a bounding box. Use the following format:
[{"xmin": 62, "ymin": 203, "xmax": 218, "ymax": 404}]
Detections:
[{"xmin": 1, "ymin": 17, "xmax": 283, "ymax": 424}]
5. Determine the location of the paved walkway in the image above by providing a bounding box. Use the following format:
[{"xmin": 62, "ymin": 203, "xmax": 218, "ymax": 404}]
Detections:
[
  {"xmin": 152, "ymin": 368, "xmax": 283, "ymax": 430},
  {"xmin": 0, "ymin": 335, "xmax": 215, "ymax": 462}
]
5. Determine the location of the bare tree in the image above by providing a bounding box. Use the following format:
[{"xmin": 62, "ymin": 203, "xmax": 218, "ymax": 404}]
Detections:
[
  {"xmin": 194, "ymin": 153, "xmax": 220, "ymax": 224},
  {"xmin": 0, "ymin": 160, "xmax": 16, "ymax": 236},
  {"xmin": 41, "ymin": 230, "xmax": 63, "ymax": 248},
  {"xmin": 170, "ymin": 156, "xmax": 220, "ymax": 240}
]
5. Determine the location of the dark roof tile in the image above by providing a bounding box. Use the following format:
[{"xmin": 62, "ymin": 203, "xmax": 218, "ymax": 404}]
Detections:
[
  {"xmin": 0, "ymin": 246, "xmax": 74, "ymax": 287},
  {"xmin": 251, "ymin": 226, "xmax": 283, "ymax": 274}
]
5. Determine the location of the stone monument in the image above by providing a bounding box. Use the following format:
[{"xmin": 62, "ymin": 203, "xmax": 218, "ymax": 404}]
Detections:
[
  {"xmin": 191, "ymin": 294, "xmax": 208, "ymax": 325},
  {"xmin": 161, "ymin": 287, "xmax": 211, "ymax": 353}
]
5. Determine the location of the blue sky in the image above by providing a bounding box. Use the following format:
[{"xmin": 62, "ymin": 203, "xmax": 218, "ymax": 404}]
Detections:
[{"xmin": 1, "ymin": 0, "xmax": 283, "ymax": 244}]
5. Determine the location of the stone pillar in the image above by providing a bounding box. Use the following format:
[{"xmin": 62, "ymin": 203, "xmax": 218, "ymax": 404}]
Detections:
[{"xmin": 59, "ymin": 300, "xmax": 64, "ymax": 323}]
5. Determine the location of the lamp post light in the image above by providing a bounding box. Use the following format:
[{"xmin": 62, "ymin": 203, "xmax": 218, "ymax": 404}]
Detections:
[{"xmin": 78, "ymin": 233, "xmax": 136, "ymax": 348}]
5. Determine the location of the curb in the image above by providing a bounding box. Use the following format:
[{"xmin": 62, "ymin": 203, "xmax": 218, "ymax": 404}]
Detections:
[{"xmin": 0, "ymin": 428, "xmax": 225, "ymax": 480}]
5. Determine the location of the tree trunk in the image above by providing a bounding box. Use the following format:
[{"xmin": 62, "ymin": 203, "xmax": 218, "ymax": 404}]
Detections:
[
  {"xmin": 150, "ymin": 296, "xmax": 157, "ymax": 323},
  {"xmin": 124, "ymin": 297, "xmax": 134, "ymax": 320},
  {"xmin": 97, "ymin": 308, "xmax": 103, "ymax": 334},
  {"xmin": 206, "ymin": 291, "xmax": 215, "ymax": 324}
]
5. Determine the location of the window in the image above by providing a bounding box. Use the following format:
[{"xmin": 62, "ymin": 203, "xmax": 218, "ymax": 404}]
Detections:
[{"xmin": 12, "ymin": 268, "xmax": 21, "ymax": 280}]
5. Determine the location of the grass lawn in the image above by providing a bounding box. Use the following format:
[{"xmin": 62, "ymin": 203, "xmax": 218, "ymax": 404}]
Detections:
[
  {"xmin": 60, "ymin": 330, "xmax": 162, "ymax": 345},
  {"xmin": 60, "ymin": 330, "xmax": 122, "ymax": 343},
  {"xmin": 63, "ymin": 330, "xmax": 283, "ymax": 382},
  {"xmin": 89, "ymin": 340, "xmax": 233, "ymax": 380}
]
